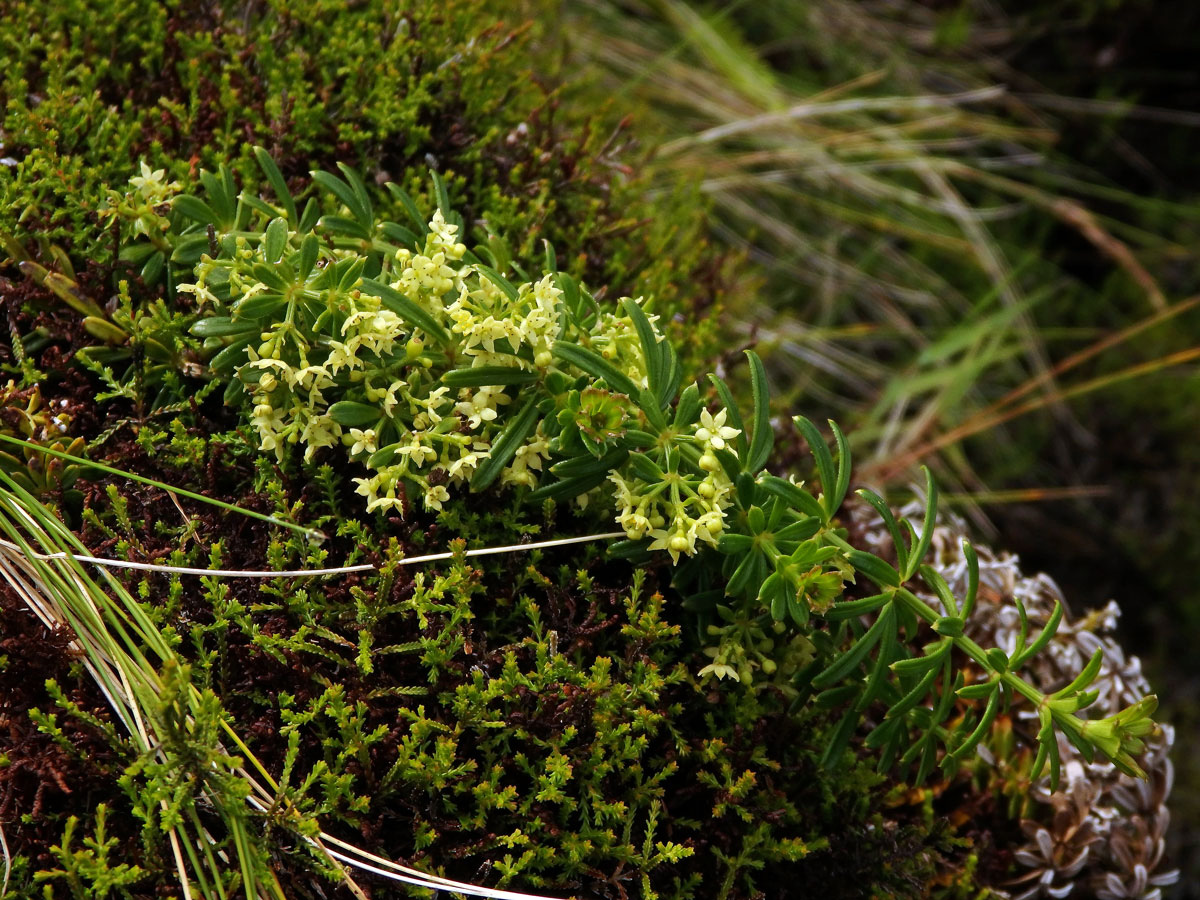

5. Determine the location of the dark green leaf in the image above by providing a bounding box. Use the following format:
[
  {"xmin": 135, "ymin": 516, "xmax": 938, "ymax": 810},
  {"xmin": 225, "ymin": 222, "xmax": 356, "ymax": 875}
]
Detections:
[
  {"xmin": 819, "ymin": 702, "xmax": 863, "ymax": 769},
  {"xmin": 845, "ymin": 549, "xmax": 901, "ymax": 588},
  {"xmin": 745, "ymin": 350, "xmax": 772, "ymax": 472},
  {"xmin": 298, "ymin": 234, "xmax": 320, "ymax": 281},
  {"xmin": 360, "ymin": 278, "xmax": 450, "ymax": 344},
  {"xmin": 813, "ymin": 604, "xmax": 896, "ymax": 689},
  {"xmin": 253, "ymin": 147, "xmax": 297, "ymax": 226},
  {"xmin": 824, "ymin": 592, "xmax": 891, "ymax": 622},
  {"xmin": 263, "ymin": 217, "xmax": 288, "ymax": 264},
  {"xmin": 233, "ymin": 293, "xmax": 287, "ymax": 320},
  {"xmin": 191, "ymin": 317, "xmax": 250, "ymax": 338},
  {"xmin": 471, "ymin": 399, "xmax": 539, "ymax": 491},
  {"xmin": 829, "ymin": 419, "xmax": 852, "ymax": 520},
  {"xmin": 475, "ymin": 265, "xmax": 520, "ymax": 303},
  {"xmin": 312, "ymin": 169, "xmax": 369, "ymax": 231},
  {"xmin": 794, "ymin": 416, "xmax": 836, "ymax": 523},
  {"xmin": 550, "ymin": 447, "xmax": 628, "ymax": 479},
  {"xmin": 328, "ymin": 402, "xmax": 381, "ymax": 427},
  {"xmin": 674, "ymin": 383, "xmax": 701, "ymax": 426},
  {"xmin": 385, "ymin": 183, "xmax": 428, "ymax": 235},
  {"xmin": 209, "ymin": 336, "xmax": 254, "ymax": 375},
  {"xmin": 336, "ymin": 163, "xmax": 374, "ymax": 230},
  {"xmin": 885, "ymin": 665, "xmax": 940, "ymax": 720},
  {"xmin": 628, "ymin": 452, "xmax": 665, "ymax": 482},
  {"xmin": 551, "ymin": 341, "xmax": 639, "ymax": 397},
  {"xmin": 173, "ymin": 195, "xmax": 219, "ymax": 226},
  {"xmin": 441, "ymin": 367, "xmax": 539, "ymax": 388},
  {"xmin": 526, "ymin": 471, "xmax": 611, "ymax": 502},
  {"xmin": 623, "ymin": 298, "xmax": 665, "ymax": 406},
  {"xmin": 856, "ymin": 489, "xmax": 908, "ymax": 578},
  {"xmin": 932, "ymin": 616, "xmax": 964, "ymax": 638}
]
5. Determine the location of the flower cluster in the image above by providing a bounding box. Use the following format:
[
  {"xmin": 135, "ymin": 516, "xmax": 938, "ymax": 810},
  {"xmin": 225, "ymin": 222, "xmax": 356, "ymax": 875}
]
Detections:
[
  {"xmin": 176, "ymin": 167, "xmax": 696, "ymax": 533},
  {"xmin": 609, "ymin": 410, "xmax": 741, "ymax": 562}
]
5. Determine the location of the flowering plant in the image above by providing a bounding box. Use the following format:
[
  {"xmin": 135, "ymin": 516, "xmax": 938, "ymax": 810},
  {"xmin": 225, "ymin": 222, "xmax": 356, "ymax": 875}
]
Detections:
[{"xmin": 114, "ymin": 152, "xmax": 1164, "ymax": 791}]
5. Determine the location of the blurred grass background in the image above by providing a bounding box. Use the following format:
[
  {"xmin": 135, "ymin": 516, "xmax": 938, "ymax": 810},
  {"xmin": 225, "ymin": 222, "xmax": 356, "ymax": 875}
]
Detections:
[{"xmin": 555, "ymin": 0, "xmax": 1200, "ymax": 890}]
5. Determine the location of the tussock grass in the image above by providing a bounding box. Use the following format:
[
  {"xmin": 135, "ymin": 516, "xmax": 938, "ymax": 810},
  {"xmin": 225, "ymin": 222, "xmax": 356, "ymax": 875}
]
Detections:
[{"xmin": 563, "ymin": 0, "xmax": 1198, "ymax": 527}]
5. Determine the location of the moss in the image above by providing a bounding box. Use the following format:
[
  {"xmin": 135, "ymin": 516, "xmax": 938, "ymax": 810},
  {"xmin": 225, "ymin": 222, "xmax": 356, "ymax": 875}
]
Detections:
[{"xmin": 0, "ymin": 0, "xmax": 729, "ymax": 359}]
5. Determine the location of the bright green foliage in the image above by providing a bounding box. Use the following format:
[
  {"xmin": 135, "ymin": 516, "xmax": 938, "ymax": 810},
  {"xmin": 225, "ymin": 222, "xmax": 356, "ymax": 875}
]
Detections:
[{"xmin": 34, "ymin": 804, "xmax": 146, "ymax": 899}]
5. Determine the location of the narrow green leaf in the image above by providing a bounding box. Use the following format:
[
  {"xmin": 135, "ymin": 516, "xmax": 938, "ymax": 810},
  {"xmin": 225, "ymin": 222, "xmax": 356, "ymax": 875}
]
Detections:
[
  {"xmin": 336, "ymin": 162, "xmax": 374, "ymax": 230},
  {"xmin": 906, "ymin": 467, "xmax": 938, "ymax": 580},
  {"xmin": 1053, "ymin": 646, "xmax": 1104, "ymax": 699},
  {"xmin": 628, "ymin": 452, "xmax": 665, "ymax": 482},
  {"xmin": 328, "ymin": 401, "xmax": 381, "ymax": 427},
  {"xmin": 823, "ymin": 592, "xmax": 891, "ymax": 622},
  {"xmin": 946, "ymin": 687, "xmax": 1000, "ymax": 765},
  {"xmin": 918, "ymin": 566, "xmax": 958, "ymax": 617},
  {"xmin": 441, "ymin": 367, "xmax": 539, "ymax": 388},
  {"xmin": 551, "ymin": 341, "xmax": 639, "ymax": 397},
  {"xmin": 813, "ymin": 604, "xmax": 896, "ymax": 689},
  {"xmin": 298, "ymin": 234, "xmax": 320, "ymax": 281},
  {"xmin": 312, "ymin": 169, "xmax": 368, "ymax": 230},
  {"xmin": 794, "ymin": 416, "xmax": 836, "ymax": 523},
  {"xmin": 819, "ymin": 701, "xmax": 863, "ymax": 770},
  {"xmin": 233, "ymin": 293, "xmax": 287, "ymax": 320},
  {"xmin": 745, "ymin": 350, "xmax": 773, "ymax": 472},
  {"xmin": 471, "ymin": 399, "xmax": 539, "ymax": 491},
  {"xmin": 886, "ymin": 664, "xmax": 940, "ymax": 719},
  {"xmin": 550, "ymin": 447, "xmax": 629, "ymax": 479},
  {"xmin": 856, "ymin": 489, "xmax": 908, "ymax": 579},
  {"xmin": 253, "ymin": 147, "xmax": 297, "ymax": 225},
  {"xmin": 431, "ymin": 170, "xmax": 453, "ymax": 220},
  {"xmin": 190, "ymin": 317, "xmax": 249, "ymax": 338},
  {"xmin": 385, "ymin": 182, "xmax": 428, "ymax": 235},
  {"xmin": 623, "ymin": 298, "xmax": 665, "ymax": 406},
  {"xmin": 475, "ymin": 265, "xmax": 520, "ymax": 303},
  {"xmin": 845, "ymin": 549, "xmax": 901, "ymax": 588},
  {"xmin": 891, "ymin": 641, "xmax": 951, "ymax": 676},
  {"xmin": 758, "ymin": 474, "xmax": 826, "ymax": 521},
  {"xmin": 262, "ymin": 217, "xmax": 288, "ymax": 264},
  {"xmin": 526, "ymin": 471, "xmax": 611, "ymax": 502},
  {"xmin": 173, "ymin": 195, "xmax": 219, "ymax": 226},
  {"xmin": 359, "ymin": 278, "xmax": 449, "ymax": 345},
  {"xmin": 209, "ymin": 336, "xmax": 254, "ymax": 375},
  {"xmin": 1011, "ymin": 597, "xmax": 1064, "ymax": 670},
  {"xmin": 829, "ymin": 419, "xmax": 852, "ymax": 518},
  {"xmin": 674, "ymin": 382, "xmax": 701, "ymax": 427},
  {"xmin": 961, "ymin": 540, "xmax": 980, "ymax": 621}
]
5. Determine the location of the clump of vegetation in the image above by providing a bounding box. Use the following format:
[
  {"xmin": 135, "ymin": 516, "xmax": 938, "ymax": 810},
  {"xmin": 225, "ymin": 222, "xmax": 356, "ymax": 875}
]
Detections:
[{"xmin": 0, "ymin": 1, "xmax": 1180, "ymax": 898}]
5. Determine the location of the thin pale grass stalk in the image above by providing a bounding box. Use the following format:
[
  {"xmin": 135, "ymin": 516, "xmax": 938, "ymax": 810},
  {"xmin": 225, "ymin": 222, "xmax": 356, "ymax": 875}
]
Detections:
[
  {"xmin": 931, "ymin": 485, "xmax": 1110, "ymax": 505},
  {"xmin": 0, "ymin": 471, "xmax": 570, "ymax": 899},
  {"xmin": 0, "ymin": 434, "xmax": 323, "ymax": 541},
  {"xmin": 0, "ymin": 818, "xmax": 9, "ymax": 899},
  {"xmin": 868, "ymin": 294, "xmax": 1200, "ymax": 478},
  {"xmin": 660, "ymin": 85, "xmax": 1007, "ymax": 149},
  {"xmin": 873, "ymin": 343, "xmax": 1200, "ymax": 483},
  {"xmin": 567, "ymin": 0, "xmax": 1182, "ymax": 512},
  {"xmin": 0, "ymin": 532, "xmax": 626, "ymax": 578}
]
